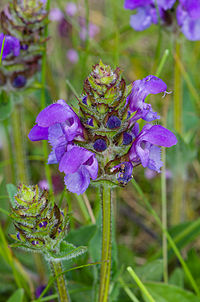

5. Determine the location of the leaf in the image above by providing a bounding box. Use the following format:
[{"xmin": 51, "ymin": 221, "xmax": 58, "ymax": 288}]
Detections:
[
  {"xmin": 169, "ymin": 268, "xmax": 184, "ymax": 288},
  {"xmin": 135, "ymin": 260, "xmax": 163, "ymax": 282},
  {"xmin": 65, "ymin": 225, "xmax": 97, "ymax": 246},
  {"xmin": 48, "ymin": 241, "xmax": 87, "ymax": 261},
  {"xmin": 0, "ymin": 91, "xmax": 14, "ymax": 121},
  {"xmin": 6, "ymin": 184, "xmax": 17, "ymax": 207},
  {"xmin": 143, "ymin": 283, "xmax": 200, "ymax": 302},
  {"xmin": 7, "ymin": 288, "xmax": 24, "ymax": 302}
]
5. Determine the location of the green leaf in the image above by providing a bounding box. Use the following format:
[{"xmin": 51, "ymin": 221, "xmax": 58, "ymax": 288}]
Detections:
[
  {"xmin": 169, "ymin": 268, "xmax": 184, "ymax": 288},
  {"xmin": 7, "ymin": 288, "xmax": 24, "ymax": 302},
  {"xmin": 65, "ymin": 225, "xmax": 97, "ymax": 246},
  {"xmin": 6, "ymin": 184, "xmax": 17, "ymax": 207},
  {"xmin": 49, "ymin": 241, "xmax": 87, "ymax": 261},
  {"xmin": 136, "ymin": 260, "xmax": 163, "ymax": 282},
  {"xmin": 143, "ymin": 283, "xmax": 200, "ymax": 302}
]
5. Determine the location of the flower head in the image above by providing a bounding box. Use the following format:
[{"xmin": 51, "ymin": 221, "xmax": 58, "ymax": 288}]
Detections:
[
  {"xmin": 10, "ymin": 184, "xmax": 69, "ymax": 253},
  {"xmin": 29, "ymin": 61, "xmax": 177, "ymax": 193}
]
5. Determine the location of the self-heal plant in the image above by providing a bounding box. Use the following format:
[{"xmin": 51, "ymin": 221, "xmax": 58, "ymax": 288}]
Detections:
[
  {"xmin": 29, "ymin": 61, "xmax": 177, "ymax": 302},
  {"xmin": 10, "ymin": 184, "xmax": 86, "ymax": 302}
]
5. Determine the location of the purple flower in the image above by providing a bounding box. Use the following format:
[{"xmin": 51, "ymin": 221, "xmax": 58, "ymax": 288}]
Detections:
[
  {"xmin": 128, "ymin": 75, "xmax": 167, "ymax": 122},
  {"xmin": 28, "ymin": 100, "xmax": 83, "ymax": 164},
  {"xmin": 124, "ymin": 0, "xmax": 176, "ymax": 31},
  {"xmin": 0, "ymin": 33, "xmax": 20, "ymax": 60},
  {"xmin": 177, "ymin": 1, "xmax": 200, "ymax": 40},
  {"xmin": 65, "ymin": 2, "xmax": 77, "ymax": 17},
  {"xmin": 66, "ymin": 49, "xmax": 79, "ymax": 64},
  {"xmin": 129, "ymin": 123, "xmax": 177, "ymax": 172},
  {"xmin": 49, "ymin": 8, "xmax": 64, "ymax": 21},
  {"xmin": 59, "ymin": 146, "xmax": 98, "ymax": 194},
  {"xmin": 79, "ymin": 17, "xmax": 100, "ymax": 41}
]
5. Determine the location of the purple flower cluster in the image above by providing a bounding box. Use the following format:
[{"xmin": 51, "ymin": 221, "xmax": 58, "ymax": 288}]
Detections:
[
  {"xmin": 124, "ymin": 0, "xmax": 200, "ymax": 40},
  {"xmin": 29, "ymin": 74, "xmax": 177, "ymax": 195},
  {"xmin": 28, "ymin": 100, "xmax": 98, "ymax": 194},
  {"xmin": 0, "ymin": 33, "xmax": 20, "ymax": 60}
]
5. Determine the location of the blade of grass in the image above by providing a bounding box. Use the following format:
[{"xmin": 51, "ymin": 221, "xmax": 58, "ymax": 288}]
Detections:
[
  {"xmin": 127, "ymin": 266, "xmax": 156, "ymax": 302},
  {"xmin": 119, "ymin": 277, "xmax": 141, "ymax": 302}
]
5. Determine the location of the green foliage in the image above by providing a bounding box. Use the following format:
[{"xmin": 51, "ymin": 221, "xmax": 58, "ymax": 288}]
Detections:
[
  {"xmin": 144, "ymin": 283, "xmax": 200, "ymax": 302},
  {"xmin": 6, "ymin": 289, "xmax": 24, "ymax": 302}
]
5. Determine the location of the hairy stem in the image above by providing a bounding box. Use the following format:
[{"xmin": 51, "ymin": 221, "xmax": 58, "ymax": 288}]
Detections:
[
  {"xmin": 98, "ymin": 185, "xmax": 112, "ymax": 302},
  {"xmin": 50, "ymin": 260, "xmax": 70, "ymax": 302}
]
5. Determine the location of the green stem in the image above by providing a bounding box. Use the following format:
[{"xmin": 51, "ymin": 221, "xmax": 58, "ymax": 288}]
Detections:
[
  {"xmin": 161, "ymin": 146, "xmax": 168, "ymax": 283},
  {"xmin": 127, "ymin": 267, "xmax": 155, "ymax": 302},
  {"xmin": 98, "ymin": 185, "xmax": 112, "ymax": 302},
  {"xmin": 11, "ymin": 104, "xmax": 28, "ymax": 184},
  {"xmin": 172, "ymin": 40, "xmax": 184, "ymax": 224},
  {"xmin": 49, "ymin": 260, "xmax": 70, "ymax": 302},
  {"xmin": 174, "ymin": 41, "xmax": 182, "ymax": 134}
]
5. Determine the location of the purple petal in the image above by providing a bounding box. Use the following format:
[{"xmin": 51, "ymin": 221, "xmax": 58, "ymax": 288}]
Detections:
[
  {"xmin": 130, "ymin": 6, "xmax": 157, "ymax": 31},
  {"xmin": 140, "ymin": 125, "xmax": 177, "ymax": 147},
  {"xmin": 128, "ymin": 75, "xmax": 167, "ymax": 112},
  {"xmin": 181, "ymin": 17, "xmax": 200, "ymax": 41},
  {"xmin": 83, "ymin": 155, "xmax": 98, "ymax": 180},
  {"xmin": 124, "ymin": 0, "xmax": 152, "ymax": 10},
  {"xmin": 64, "ymin": 167, "xmax": 90, "ymax": 194},
  {"xmin": 48, "ymin": 150, "xmax": 58, "ymax": 164},
  {"xmin": 36, "ymin": 101, "xmax": 74, "ymax": 127},
  {"xmin": 59, "ymin": 146, "xmax": 95, "ymax": 174},
  {"xmin": 48, "ymin": 123, "xmax": 66, "ymax": 147},
  {"xmin": 180, "ymin": 0, "xmax": 200, "ymax": 19},
  {"xmin": 0, "ymin": 34, "xmax": 20, "ymax": 59},
  {"xmin": 28, "ymin": 125, "xmax": 48, "ymax": 141},
  {"xmin": 147, "ymin": 146, "xmax": 163, "ymax": 172},
  {"xmin": 157, "ymin": 0, "xmax": 176, "ymax": 10}
]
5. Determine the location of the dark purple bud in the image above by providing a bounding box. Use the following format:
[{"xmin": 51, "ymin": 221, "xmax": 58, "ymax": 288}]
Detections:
[
  {"xmin": 17, "ymin": 232, "xmax": 21, "ymax": 240},
  {"xmin": 87, "ymin": 118, "xmax": 94, "ymax": 127},
  {"xmin": 31, "ymin": 240, "xmax": 39, "ymax": 245},
  {"xmin": 20, "ymin": 44, "xmax": 29, "ymax": 50},
  {"xmin": 93, "ymin": 139, "xmax": 107, "ymax": 152},
  {"xmin": 11, "ymin": 75, "xmax": 27, "ymax": 88},
  {"xmin": 39, "ymin": 221, "xmax": 48, "ymax": 228},
  {"xmin": 58, "ymin": 227, "xmax": 62, "ymax": 233},
  {"xmin": 123, "ymin": 132, "xmax": 133, "ymax": 145},
  {"xmin": 82, "ymin": 95, "xmax": 87, "ymax": 105},
  {"xmin": 107, "ymin": 116, "xmax": 121, "ymax": 129}
]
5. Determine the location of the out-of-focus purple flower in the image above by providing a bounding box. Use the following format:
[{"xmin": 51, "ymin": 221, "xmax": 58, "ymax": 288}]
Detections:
[
  {"xmin": 65, "ymin": 2, "xmax": 77, "ymax": 17},
  {"xmin": 39, "ymin": 179, "xmax": 49, "ymax": 190},
  {"xmin": 130, "ymin": 5, "xmax": 157, "ymax": 31},
  {"xmin": 128, "ymin": 75, "xmax": 167, "ymax": 122},
  {"xmin": 177, "ymin": 1, "xmax": 200, "ymax": 40},
  {"xmin": 59, "ymin": 146, "xmax": 98, "ymax": 194},
  {"xmin": 66, "ymin": 49, "xmax": 79, "ymax": 63},
  {"xmin": 35, "ymin": 285, "xmax": 54, "ymax": 301},
  {"xmin": 28, "ymin": 100, "xmax": 83, "ymax": 164},
  {"xmin": 145, "ymin": 167, "xmax": 172, "ymax": 179},
  {"xmin": 79, "ymin": 17, "xmax": 100, "ymax": 41},
  {"xmin": 49, "ymin": 8, "xmax": 64, "ymax": 21},
  {"xmin": 0, "ymin": 33, "xmax": 20, "ymax": 60},
  {"xmin": 129, "ymin": 123, "xmax": 177, "ymax": 172},
  {"xmin": 124, "ymin": 0, "xmax": 176, "ymax": 31}
]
